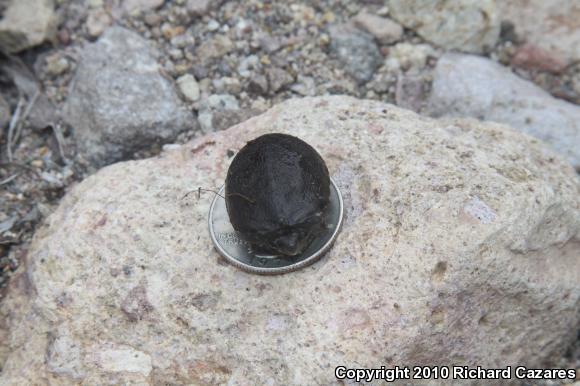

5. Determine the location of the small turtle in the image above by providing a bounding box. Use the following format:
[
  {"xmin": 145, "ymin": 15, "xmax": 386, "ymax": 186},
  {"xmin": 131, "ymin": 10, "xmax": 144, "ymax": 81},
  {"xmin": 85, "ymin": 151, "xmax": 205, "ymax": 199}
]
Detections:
[{"xmin": 225, "ymin": 133, "xmax": 330, "ymax": 257}]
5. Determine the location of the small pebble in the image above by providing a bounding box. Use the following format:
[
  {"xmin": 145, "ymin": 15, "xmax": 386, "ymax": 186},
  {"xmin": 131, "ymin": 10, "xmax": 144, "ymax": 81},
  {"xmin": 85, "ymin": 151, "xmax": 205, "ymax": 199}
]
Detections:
[{"xmin": 176, "ymin": 74, "xmax": 200, "ymax": 102}]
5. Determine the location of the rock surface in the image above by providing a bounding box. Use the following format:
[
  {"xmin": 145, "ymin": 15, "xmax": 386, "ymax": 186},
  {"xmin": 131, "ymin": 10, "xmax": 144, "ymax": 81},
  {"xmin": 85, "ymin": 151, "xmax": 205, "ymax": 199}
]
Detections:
[
  {"xmin": 186, "ymin": 0, "xmax": 222, "ymax": 17},
  {"xmin": 353, "ymin": 12, "xmax": 403, "ymax": 45},
  {"xmin": 0, "ymin": 0, "xmax": 57, "ymax": 53},
  {"xmin": 123, "ymin": 0, "xmax": 165, "ymax": 14},
  {"xmin": 388, "ymin": 0, "xmax": 500, "ymax": 53},
  {"xmin": 497, "ymin": 0, "xmax": 580, "ymax": 69},
  {"xmin": 329, "ymin": 24, "xmax": 382, "ymax": 84},
  {"xmin": 1, "ymin": 96, "xmax": 579, "ymax": 385},
  {"xmin": 197, "ymin": 93, "xmax": 240, "ymax": 133},
  {"xmin": 428, "ymin": 53, "xmax": 580, "ymax": 170},
  {"xmin": 176, "ymin": 74, "xmax": 200, "ymax": 102},
  {"xmin": 63, "ymin": 26, "xmax": 195, "ymax": 166}
]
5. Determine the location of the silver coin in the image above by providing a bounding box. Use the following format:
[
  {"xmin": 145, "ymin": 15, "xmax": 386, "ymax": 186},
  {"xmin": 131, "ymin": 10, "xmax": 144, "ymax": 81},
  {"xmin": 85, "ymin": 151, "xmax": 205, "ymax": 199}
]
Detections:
[{"xmin": 208, "ymin": 178, "xmax": 344, "ymax": 274}]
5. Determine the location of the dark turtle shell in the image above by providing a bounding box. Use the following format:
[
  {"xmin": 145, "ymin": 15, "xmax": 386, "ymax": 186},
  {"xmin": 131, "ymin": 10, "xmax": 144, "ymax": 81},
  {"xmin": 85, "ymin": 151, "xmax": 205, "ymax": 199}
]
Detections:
[{"xmin": 225, "ymin": 133, "xmax": 330, "ymax": 257}]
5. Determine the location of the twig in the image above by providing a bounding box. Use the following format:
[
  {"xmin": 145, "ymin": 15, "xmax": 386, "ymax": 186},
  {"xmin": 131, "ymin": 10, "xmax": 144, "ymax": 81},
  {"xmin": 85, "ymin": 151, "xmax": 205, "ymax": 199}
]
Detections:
[
  {"xmin": 51, "ymin": 122, "xmax": 67, "ymax": 162},
  {"xmin": 0, "ymin": 161, "xmax": 38, "ymax": 173},
  {"xmin": 13, "ymin": 90, "xmax": 39, "ymax": 145},
  {"xmin": 0, "ymin": 162, "xmax": 41, "ymax": 180},
  {"xmin": 0, "ymin": 173, "xmax": 20, "ymax": 186},
  {"xmin": 6, "ymin": 97, "xmax": 25, "ymax": 162}
]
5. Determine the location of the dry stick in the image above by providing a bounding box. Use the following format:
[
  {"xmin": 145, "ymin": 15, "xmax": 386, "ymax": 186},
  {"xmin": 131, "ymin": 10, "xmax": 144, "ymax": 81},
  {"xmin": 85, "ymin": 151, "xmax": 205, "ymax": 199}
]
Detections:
[
  {"xmin": 13, "ymin": 90, "xmax": 39, "ymax": 146},
  {"xmin": 52, "ymin": 122, "xmax": 67, "ymax": 161},
  {"xmin": 0, "ymin": 161, "xmax": 38, "ymax": 173},
  {"xmin": 6, "ymin": 97, "xmax": 25, "ymax": 162},
  {"xmin": 0, "ymin": 173, "xmax": 20, "ymax": 186}
]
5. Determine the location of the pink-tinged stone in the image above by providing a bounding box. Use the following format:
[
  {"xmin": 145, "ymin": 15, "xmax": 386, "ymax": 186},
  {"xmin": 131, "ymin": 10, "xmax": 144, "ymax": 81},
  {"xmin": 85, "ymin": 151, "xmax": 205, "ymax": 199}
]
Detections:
[
  {"xmin": 511, "ymin": 43, "xmax": 568, "ymax": 74},
  {"xmin": 498, "ymin": 0, "xmax": 580, "ymax": 67}
]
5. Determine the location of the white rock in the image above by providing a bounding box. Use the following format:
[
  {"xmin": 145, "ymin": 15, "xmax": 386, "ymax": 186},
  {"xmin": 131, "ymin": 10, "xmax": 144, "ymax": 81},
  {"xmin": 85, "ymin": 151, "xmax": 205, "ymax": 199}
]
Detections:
[
  {"xmin": 387, "ymin": 42, "xmax": 435, "ymax": 72},
  {"xmin": 186, "ymin": 0, "xmax": 221, "ymax": 17},
  {"xmin": 353, "ymin": 12, "xmax": 403, "ymax": 45},
  {"xmin": 388, "ymin": 0, "xmax": 500, "ymax": 53},
  {"xmin": 497, "ymin": 0, "xmax": 580, "ymax": 68},
  {"xmin": 123, "ymin": 0, "xmax": 164, "ymax": 14},
  {"xmin": 0, "ymin": 0, "xmax": 57, "ymax": 53},
  {"xmin": 428, "ymin": 53, "xmax": 580, "ymax": 170},
  {"xmin": 176, "ymin": 74, "xmax": 200, "ymax": 102},
  {"xmin": 1, "ymin": 96, "xmax": 579, "ymax": 384},
  {"xmin": 87, "ymin": 344, "xmax": 152, "ymax": 376},
  {"xmin": 207, "ymin": 19, "xmax": 220, "ymax": 32}
]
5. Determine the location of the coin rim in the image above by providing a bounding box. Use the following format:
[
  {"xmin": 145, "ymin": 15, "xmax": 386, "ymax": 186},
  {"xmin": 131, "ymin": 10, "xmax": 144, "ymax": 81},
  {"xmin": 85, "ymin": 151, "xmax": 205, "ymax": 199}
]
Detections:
[{"xmin": 208, "ymin": 178, "xmax": 344, "ymax": 275}]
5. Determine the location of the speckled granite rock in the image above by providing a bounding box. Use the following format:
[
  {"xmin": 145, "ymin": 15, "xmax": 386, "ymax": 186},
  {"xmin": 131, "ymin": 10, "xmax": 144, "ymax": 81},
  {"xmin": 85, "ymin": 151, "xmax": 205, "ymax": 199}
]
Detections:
[
  {"xmin": 1, "ymin": 96, "xmax": 579, "ymax": 385},
  {"xmin": 388, "ymin": 0, "xmax": 500, "ymax": 53}
]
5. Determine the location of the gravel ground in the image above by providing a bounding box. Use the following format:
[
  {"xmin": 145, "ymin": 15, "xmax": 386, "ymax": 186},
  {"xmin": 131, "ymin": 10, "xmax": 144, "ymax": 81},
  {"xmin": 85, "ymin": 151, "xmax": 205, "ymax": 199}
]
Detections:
[{"xmin": 0, "ymin": 0, "xmax": 579, "ymax": 381}]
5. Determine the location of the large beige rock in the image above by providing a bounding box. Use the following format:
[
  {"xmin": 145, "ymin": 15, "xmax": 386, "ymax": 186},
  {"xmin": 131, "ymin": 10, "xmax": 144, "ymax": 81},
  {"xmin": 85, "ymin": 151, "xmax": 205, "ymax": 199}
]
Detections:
[
  {"xmin": 0, "ymin": 0, "xmax": 56, "ymax": 53},
  {"xmin": 1, "ymin": 96, "xmax": 579, "ymax": 385},
  {"xmin": 387, "ymin": 0, "xmax": 500, "ymax": 53}
]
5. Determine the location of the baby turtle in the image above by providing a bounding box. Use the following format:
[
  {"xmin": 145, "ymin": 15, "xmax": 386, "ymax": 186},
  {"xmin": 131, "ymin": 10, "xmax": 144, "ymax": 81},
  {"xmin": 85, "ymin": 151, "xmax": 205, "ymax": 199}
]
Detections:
[{"xmin": 225, "ymin": 133, "xmax": 330, "ymax": 257}]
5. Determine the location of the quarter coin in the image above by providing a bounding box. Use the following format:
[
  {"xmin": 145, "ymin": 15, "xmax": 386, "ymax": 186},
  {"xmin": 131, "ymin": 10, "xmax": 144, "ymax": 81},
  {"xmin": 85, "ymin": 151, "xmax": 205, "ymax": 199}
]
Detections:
[{"xmin": 208, "ymin": 178, "xmax": 344, "ymax": 274}]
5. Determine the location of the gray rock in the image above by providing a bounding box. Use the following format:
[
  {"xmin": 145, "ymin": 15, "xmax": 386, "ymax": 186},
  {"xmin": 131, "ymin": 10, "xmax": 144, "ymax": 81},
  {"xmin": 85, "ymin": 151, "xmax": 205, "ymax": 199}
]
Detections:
[
  {"xmin": 248, "ymin": 74, "xmax": 268, "ymax": 95},
  {"xmin": 266, "ymin": 67, "xmax": 294, "ymax": 93},
  {"xmin": 186, "ymin": 0, "xmax": 222, "ymax": 17},
  {"xmin": 170, "ymin": 34, "xmax": 194, "ymax": 49},
  {"xmin": 195, "ymin": 34, "xmax": 234, "ymax": 62},
  {"xmin": 212, "ymin": 108, "xmax": 260, "ymax": 132},
  {"xmin": 329, "ymin": 24, "xmax": 382, "ymax": 84},
  {"xmin": 388, "ymin": 0, "xmax": 500, "ymax": 53},
  {"xmin": 212, "ymin": 77, "xmax": 242, "ymax": 95},
  {"xmin": 63, "ymin": 26, "xmax": 194, "ymax": 166},
  {"xmin": 290, "ymin": 75, "xmax": 316, "ymax": 96},
  {"xmin": 428, "ymin": 53, "xmax": 580, "ymax": 170},
  {"xmin": 27, "ymin": 94, "xmax": 57, "ymax": 130},
  {"xmin": 1, "ymin": 96, "xmax": 579, "ymax": 384},
  {"xmin": 0, "ymin": 0, "xmax": 57, "ymax": 53},
  {"xmin": 197, "ymin": 94, "xmax": 239, "ymax": 132},
  {"xmin": 237, "ymin": 54, "xmax": 261, "ymax": 78},
  {"xmin": 353, "ymin": 12, "xmax": 403, "ymax": 45},
  {"xmin": 497, "ymin": 0, "xmax": 580, "ymax": 68},
  {"xmin": 395, "ymin": 74, "xmax": 429, "ymax": 113},
  {"xmin": 206, "ymin": 19, "xmax": 220, "ymax": 32},
  {"xmin": 256, "ymin": 34, "xmax": 282, "ymax": 53}
]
